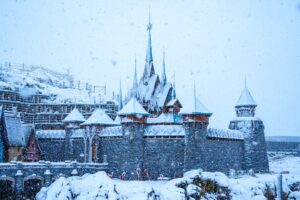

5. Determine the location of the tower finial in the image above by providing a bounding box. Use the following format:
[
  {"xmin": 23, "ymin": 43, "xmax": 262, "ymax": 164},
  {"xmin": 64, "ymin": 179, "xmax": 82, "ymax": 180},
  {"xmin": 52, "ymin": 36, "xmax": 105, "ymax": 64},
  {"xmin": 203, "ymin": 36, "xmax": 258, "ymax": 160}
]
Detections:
[
  {"xmin": 161, "ymin": 49, "xmax": 167, "ymax": 85},
  {"xmin": 244, "ymin": 76, "xmax": 247, "ymax": 88},
  {"xmin": 172, "ymin": 71, "xmax": 176, "ymax": 99},
  {"xmin": 146, "ymin": 8, "xmax": 153, "ymax": 62},
  {"xmin": 193, "ymin": 81, "xmax": 197, "ymax": 111},
  {"xmin": 119, "ymin": 78, "xmax": 123, "ymax": 110},
  {"xmin": 132, "ymin": 56, "xmax": 138, "ymax": 98}
]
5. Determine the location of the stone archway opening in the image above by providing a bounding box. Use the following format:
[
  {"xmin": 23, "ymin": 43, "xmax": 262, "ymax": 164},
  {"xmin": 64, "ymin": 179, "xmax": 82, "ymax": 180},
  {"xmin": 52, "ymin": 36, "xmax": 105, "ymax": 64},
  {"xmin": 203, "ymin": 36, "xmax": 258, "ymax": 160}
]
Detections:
[
  {"xmin": 23, "ymin": 176, "xmax": 44, "ymax": 200},
  {"xmin": 0, "ymin": 177, "xmax": 15, "ymax": 200}
]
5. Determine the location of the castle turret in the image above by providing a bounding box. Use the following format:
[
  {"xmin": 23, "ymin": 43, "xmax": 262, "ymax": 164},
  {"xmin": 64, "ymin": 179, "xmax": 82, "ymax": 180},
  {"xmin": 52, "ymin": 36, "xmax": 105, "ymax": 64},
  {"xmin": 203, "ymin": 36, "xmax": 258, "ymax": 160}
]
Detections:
[
  {"xmin": 81, "ymin": 108, "xmax": 117, "ymax": 163},
  {"xmin": 229, "ymin": 83, "xmax": 269, "ymax": 173},
  {"xmin": 179, "ymin": 85, "xmax": 212, "ymax": 172},
  {"xmin": 62, "ymin": 107, "xmax": 85, "ymax": 161},
  {"xmin": 118, "ymin": 97, "xmax": 149, "ymax": 179}
]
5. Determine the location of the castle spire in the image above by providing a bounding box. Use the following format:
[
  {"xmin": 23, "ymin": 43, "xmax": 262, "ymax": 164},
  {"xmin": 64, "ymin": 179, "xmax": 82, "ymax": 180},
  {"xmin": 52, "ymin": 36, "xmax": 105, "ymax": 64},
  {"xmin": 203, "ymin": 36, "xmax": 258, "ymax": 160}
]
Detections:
[
  {"xmin": 172, "ymin": 71, "xmax": 176, "ymax": 99},
  {"xmin": 161, "ymin": 50, "xmax": 167, "ymax": 85},
  {"xmin": 118, "ymin": 78, "xmax": 123, "ymax": 110},
  {"xmin": 133, "ymin": 56, "xmax": 138, "ymax": 88},
  {"xmin": 142, "ymin": 10, "xmax": 155, "ymax": 82},
  {"xmin": 146, "ymin": 9, "xmax": 153, "ymax": 63},
  {"xmin": 131, "ymin": 56, "xmax": 138, "ymax": 98}
]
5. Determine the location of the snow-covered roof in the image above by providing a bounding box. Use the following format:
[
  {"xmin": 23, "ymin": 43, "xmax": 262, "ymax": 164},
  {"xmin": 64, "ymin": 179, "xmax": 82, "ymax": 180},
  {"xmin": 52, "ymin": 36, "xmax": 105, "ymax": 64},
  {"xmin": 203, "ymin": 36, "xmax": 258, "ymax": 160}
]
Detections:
[
  {"xmin": 36, "ymin": 130, "xmax": 65, "ymax": 139},
  {"xmin": 145, "ymin": 125, "xmax": 185, "ymax": 136},
  {"xmin": 3, "ymin": 113, "xmax": 26, "ymax": 146},
  {"xmin": 36, "ymin": 129, "xmax": 85, "ymax": 139},
  {"xmin": 179, "ymin": 96, "xmax": 212, "ymax": 116},
  {"xmin": 138, "ymin": 74, "xmax": 159, "ymax": 102},
  {"xmin": 101, "ymin": 126, "xmax": 122, "ymax": 137},
  {"xmin": 118, "ymin": 98, "xmax": 149, "ymax": 116},
  {"xmin": 207, "ymin": 128, "xmax": 244, "ymax": 140},
  {"xmin": 81, "ymin": 108, "xmax": 117, "ymax": 126},
  {"xmin": 157, "ymin": 83, "xmax": 172, "ymax": 107},
  {"xmin": 236, "ymin": 86, "xmax": 257, "ymax": 107},
  {"xmin": 147, "ymin": 113, "xmax": 182, "ymax": 124},
  {"xmin": 62, "ymin": 108, "xmax": 85, "ymax": 123},
  {"xmin": 166, "ymin": 98, "xmax": 181, "ymax": 107}
]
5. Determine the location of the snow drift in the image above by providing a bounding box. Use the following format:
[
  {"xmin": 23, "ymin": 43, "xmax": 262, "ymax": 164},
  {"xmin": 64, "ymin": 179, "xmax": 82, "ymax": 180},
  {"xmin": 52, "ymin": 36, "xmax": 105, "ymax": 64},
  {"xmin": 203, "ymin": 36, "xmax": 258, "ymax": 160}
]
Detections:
[{"xmin": 36, "ymin": 170, "xmax": 300, "ymax": 200}]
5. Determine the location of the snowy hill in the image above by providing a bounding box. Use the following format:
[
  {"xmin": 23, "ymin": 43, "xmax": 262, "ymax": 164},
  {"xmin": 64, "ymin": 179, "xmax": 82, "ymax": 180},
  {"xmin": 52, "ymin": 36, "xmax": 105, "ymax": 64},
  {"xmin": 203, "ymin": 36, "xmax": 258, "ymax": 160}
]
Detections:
[{"xmin": 0, "ymin": 62, "xmax": 112, "ymax": 104}]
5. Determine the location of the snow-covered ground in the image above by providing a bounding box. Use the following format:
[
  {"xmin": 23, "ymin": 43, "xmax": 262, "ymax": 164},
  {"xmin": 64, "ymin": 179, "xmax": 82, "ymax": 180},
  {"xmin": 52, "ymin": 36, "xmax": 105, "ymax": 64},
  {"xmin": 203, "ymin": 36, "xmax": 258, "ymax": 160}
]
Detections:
[
  {"xmin": 36, "ymin": 153, "xmax": 300, "ymax": 200},
  {"xmin": 269, "ymin": 152, "xmax": 300, "ymax": 175}
]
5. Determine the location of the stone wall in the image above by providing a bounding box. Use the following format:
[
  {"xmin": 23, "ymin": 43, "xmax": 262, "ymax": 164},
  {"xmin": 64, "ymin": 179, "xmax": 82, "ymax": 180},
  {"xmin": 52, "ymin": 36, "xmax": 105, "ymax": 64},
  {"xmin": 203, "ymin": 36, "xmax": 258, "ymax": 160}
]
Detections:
[
  {"xmin": 205, "ymin": 139, "xmax": 244, "ymax": 173},
  {"xmin": 98, "ymin": 137, "xmax": 123, "ymax": 177},
  {"xmin": 144, "ymin": 138, "xmax": 184, "ymax": 179}
]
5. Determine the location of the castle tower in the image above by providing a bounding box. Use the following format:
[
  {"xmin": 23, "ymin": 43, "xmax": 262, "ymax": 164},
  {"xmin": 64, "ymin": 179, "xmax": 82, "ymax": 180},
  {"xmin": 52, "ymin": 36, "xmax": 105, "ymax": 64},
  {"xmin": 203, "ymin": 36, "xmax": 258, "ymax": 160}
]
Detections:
[
  {"xmin": 62, "ymin": 107, "xmax": 85, "ymax": 161},
  {"xmin": 81, "ymin": 108, "xmax": 118, "ymax": 163},
  {"xmin": 229, "ymin": 83, "xmax": 269, "ymax": 173},
  {"xmin": 118, "ymin": 97, "xmax": 149, "ymax": 179},
  {"xmin": 179, "ymin": 85, "xmax": 212, "ymax": 172}
]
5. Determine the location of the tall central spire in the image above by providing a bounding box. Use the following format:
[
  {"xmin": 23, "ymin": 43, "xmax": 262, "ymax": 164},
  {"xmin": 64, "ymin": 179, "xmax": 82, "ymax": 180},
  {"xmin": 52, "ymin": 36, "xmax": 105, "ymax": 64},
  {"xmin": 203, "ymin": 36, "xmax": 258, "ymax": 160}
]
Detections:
[
  {"xmin": 142, "ymin": 9, "xmax": 155, "ymax": 82},
  {"xmin": 145, "ymin": 10, "xmax": 153, "ymax": 63}
]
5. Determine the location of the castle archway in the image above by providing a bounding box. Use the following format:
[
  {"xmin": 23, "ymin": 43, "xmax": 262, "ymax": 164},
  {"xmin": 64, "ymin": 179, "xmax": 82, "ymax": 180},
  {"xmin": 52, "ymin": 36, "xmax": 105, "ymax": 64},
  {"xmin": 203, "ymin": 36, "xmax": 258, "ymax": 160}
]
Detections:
[
  {"xmin": 0, "ymin": 177, "xmax": 15, "ymax": 200},
  {"xmin": 23, "ymin": 176, "xmax": 44, "ymax": 200}
]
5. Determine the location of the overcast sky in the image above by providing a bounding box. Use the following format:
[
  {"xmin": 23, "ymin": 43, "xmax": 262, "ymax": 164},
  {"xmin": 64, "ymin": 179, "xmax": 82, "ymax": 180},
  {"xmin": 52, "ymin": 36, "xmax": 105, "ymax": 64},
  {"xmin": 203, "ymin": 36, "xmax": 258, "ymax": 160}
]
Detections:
[{"xmin": 1, "ymin": 0, "xmax": 300, "ymax": 136}]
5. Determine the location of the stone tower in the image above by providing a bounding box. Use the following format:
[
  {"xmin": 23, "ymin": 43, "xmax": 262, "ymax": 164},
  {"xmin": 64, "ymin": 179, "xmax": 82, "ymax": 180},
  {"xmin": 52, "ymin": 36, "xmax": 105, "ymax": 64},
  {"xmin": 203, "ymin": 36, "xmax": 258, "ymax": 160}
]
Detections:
[
  {"xmin": 179, "ymin": 85, "xmax": 212, "ymax": 172},
  {"xmin": 229, "ymin": 83, "xmax": 269, "ymax": 173},
  {"xmin": 118, "ymin": 97, "xmax": 149, "ymax": 180},
  {"xmin": 62, "ymin": 107, "xmax": 85, "ymax": 161}
]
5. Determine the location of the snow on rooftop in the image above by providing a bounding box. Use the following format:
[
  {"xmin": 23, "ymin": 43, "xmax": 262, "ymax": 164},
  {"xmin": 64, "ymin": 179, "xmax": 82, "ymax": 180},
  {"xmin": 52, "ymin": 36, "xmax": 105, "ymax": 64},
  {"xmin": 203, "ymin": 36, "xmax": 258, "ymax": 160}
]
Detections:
[
  {"xmin": 62, "ymin": 108, "xmax": 85, "ymax": 123},
  {"xmin": 179, "ymin": 96, "xmax": 212, "ymax": 116},
  {"xmin": 138, "ymin": 74, "xmax": 158, "ymax": 102},
  {"xmin": 101, "ymin": 126, "xmax": 122, "ymax": 137},
  {"xmin": 145, "ymin": 125, "xmax": 185, "ymax": 136},
  {"xmin": 147, "ymin": 113, "xmax": 182, "ymax": 124},
  {"xmin": 81, "ymin": 108, "xmax": 117, "ymax": 126},
  {"xmin": 166, "ymin": 98, "xmax": 181, "ymax": 107},
  {"xmin": 36, "ymin": 129, "xmax": 85, "ymax": 139},
  {"xmin": 4, "ymin": 113, "xmax": 26, "ymax": 146},
  {"xmin": 236, "ymin": 86, "xmax": 257, "ymax": 107},
  {"xmin": 118, "ymin": 98, "xmax": 149, "ymax": 116},
  {"xmin": 207, "ymin": 128, "xmax": 244, "ymax": 140},
  {"xmin": 36, "ymin": 130, "xmax": 65, "ymax": 139}
]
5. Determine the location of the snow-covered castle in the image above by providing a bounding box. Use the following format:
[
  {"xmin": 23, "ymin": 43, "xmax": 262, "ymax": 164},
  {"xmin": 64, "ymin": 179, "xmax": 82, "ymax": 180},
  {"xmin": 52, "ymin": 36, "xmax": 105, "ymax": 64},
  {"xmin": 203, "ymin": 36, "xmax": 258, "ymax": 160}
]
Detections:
[{"xmin": 0, "ymin": 18, "xmax": 269, "ymax": 180}]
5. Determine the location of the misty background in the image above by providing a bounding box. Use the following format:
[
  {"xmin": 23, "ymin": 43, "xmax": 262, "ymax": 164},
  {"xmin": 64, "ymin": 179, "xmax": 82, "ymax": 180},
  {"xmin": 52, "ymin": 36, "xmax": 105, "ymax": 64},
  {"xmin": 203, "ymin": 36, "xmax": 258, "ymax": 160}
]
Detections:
[{"xmin": 1, "ymin": 0, "xmax": 300, "ymax": 136}]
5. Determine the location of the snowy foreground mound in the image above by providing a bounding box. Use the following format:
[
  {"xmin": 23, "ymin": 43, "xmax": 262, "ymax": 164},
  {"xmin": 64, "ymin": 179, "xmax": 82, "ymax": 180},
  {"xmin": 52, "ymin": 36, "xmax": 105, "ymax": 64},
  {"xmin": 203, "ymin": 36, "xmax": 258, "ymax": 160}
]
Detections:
[{"xmin": 36, "ymin": 170, "xmax": 300, "ymax": 200}]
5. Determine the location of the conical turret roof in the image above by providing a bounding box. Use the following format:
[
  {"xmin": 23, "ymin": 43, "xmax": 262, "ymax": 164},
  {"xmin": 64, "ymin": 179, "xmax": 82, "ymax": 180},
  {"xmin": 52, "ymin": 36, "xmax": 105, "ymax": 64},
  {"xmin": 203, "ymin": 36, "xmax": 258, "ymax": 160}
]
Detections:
[
  {"xmin": 62, "ymin": 108, "xmax": 85, "ymax": 123},
  {"xmin": 118, "ymin": 97, "xmax": 149, "ymax": 116},
  {"xmin": 81, "ymin": 108, "xmax": 117, "ymax": 126},
  {"xmin": 236, "ymin": 86, "xmax": 257, "ymax": 107},
  {"xmin": 179, "ymin": 84, "xmax": 212, "ymax": 116}
]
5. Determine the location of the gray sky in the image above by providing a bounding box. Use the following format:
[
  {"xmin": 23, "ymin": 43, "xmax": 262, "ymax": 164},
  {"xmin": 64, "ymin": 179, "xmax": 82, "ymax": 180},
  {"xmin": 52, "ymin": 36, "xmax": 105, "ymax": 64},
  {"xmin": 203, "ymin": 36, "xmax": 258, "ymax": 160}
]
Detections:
[{"xmin": 1, "ymin": 0, "xmax": 300, "ymax": 136}]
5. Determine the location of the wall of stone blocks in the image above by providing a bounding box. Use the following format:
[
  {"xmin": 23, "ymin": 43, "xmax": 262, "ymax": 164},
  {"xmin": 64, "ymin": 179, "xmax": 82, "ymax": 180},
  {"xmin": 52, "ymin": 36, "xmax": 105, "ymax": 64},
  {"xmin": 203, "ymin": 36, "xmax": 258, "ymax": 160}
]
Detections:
[
  {"xmin": 143, "ymin": 138, "xmax": 184, "ymax": 179},
  {"xmin": 205, "ymin": 139, "xmax": 244, "ymax": 173}
]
